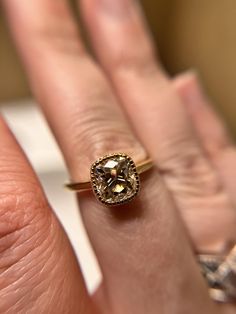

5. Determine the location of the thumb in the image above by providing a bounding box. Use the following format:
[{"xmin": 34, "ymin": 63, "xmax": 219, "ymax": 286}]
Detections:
[{"xmin": 0, "ymin": 118, "xmax": 93, "ymax": 314}]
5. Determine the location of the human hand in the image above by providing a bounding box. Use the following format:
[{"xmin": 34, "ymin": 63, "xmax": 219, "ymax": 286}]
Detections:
[{"xmin": 1, "ymin": 0, "xmax": 236, "ymax": 313}]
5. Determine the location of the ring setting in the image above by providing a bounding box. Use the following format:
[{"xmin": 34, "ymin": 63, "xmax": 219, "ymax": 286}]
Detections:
[
  {"xmin": 91, "ymin": 153, "xmax": 140, "ymax": 205},
  {"xmin": 66, "ymin": 152, "xmax": 153, "ymax": 206}
]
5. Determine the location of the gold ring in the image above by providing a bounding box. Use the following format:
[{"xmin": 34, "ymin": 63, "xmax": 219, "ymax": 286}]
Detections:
[{"xmin": 65, "ymin": 153, "xmax": 153, "ymax": 206}]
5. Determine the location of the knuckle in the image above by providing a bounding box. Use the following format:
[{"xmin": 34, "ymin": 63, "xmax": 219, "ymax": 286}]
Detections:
[
  {"xmin": 68, "ymin": 89, "xmax": 144, "ymax": 157},
  {"xmin": 74, "ymin": 111, "xmax": 141, "ymax": 158},
  {"xmin": 161, "ymin": 143, "xmax": 222, "ymax": 196},
  {"xmin": 66, "ymin": 99, "xmax": 145, "ymax": 178},
  {"xmin": 0, "ymin": 184, "xmax": 46, "ymax": 229}
]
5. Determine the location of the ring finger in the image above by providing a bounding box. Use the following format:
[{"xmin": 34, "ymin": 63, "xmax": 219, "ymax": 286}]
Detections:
[{"xmin": 80, "ymin": 0, "xmax": 236, "ymax": 254}]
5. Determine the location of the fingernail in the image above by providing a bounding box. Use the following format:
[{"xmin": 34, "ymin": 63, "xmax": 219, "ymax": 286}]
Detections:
[{"xmin": 97, "ymin": 0, "xmax": 135, "ymax": 18}]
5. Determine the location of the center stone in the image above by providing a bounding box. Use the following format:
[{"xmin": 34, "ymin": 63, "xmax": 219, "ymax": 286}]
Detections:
[{"xmin": 91, "ymin": 154, "xmax": 140, "ymax": 205}]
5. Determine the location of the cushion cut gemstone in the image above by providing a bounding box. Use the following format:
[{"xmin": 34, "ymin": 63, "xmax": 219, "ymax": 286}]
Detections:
[{"xmin": 91, "ymin": 154, "xmax": 140, "ymax": 205}]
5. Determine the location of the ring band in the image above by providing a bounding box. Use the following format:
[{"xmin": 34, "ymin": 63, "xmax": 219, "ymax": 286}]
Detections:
[
  {"xmin": 199, "ymin": 244, "xmax": 236, "ymax": 303},
  {"xmin": 65, "ymin": 153, "xmax": 153, "ymax": 206}
]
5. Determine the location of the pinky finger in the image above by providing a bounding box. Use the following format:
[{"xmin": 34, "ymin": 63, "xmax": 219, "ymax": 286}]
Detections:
[
  {"xmin": 173, "ymin": 71, "xmax": 236, "ymax": 206},
  {"xmin": 0, "ymin": 117, "xmax": 93, "ymax": 313}
]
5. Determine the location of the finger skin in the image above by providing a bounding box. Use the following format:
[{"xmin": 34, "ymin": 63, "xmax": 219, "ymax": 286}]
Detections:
[
  {"xmin": 173, "ymin": 72, "xmax": 236, "ymax": 314},
  {"xmin": 1, "ymin": 0, "xmax": 146, "ymax": 181},
  {"xmin": 174, "ymin": 72, "xmax": 236, "ymax": 206},
  {"xmin": 2, "ymin": 1, "xmax": 220, "ymax": 313},
  {"xmin": 80, "ymin": 0, "xmax": 236, "ymax": 254},
  {"xmin": 0, "ymin": 117, "xmax": 93, "ymax": 313}
]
